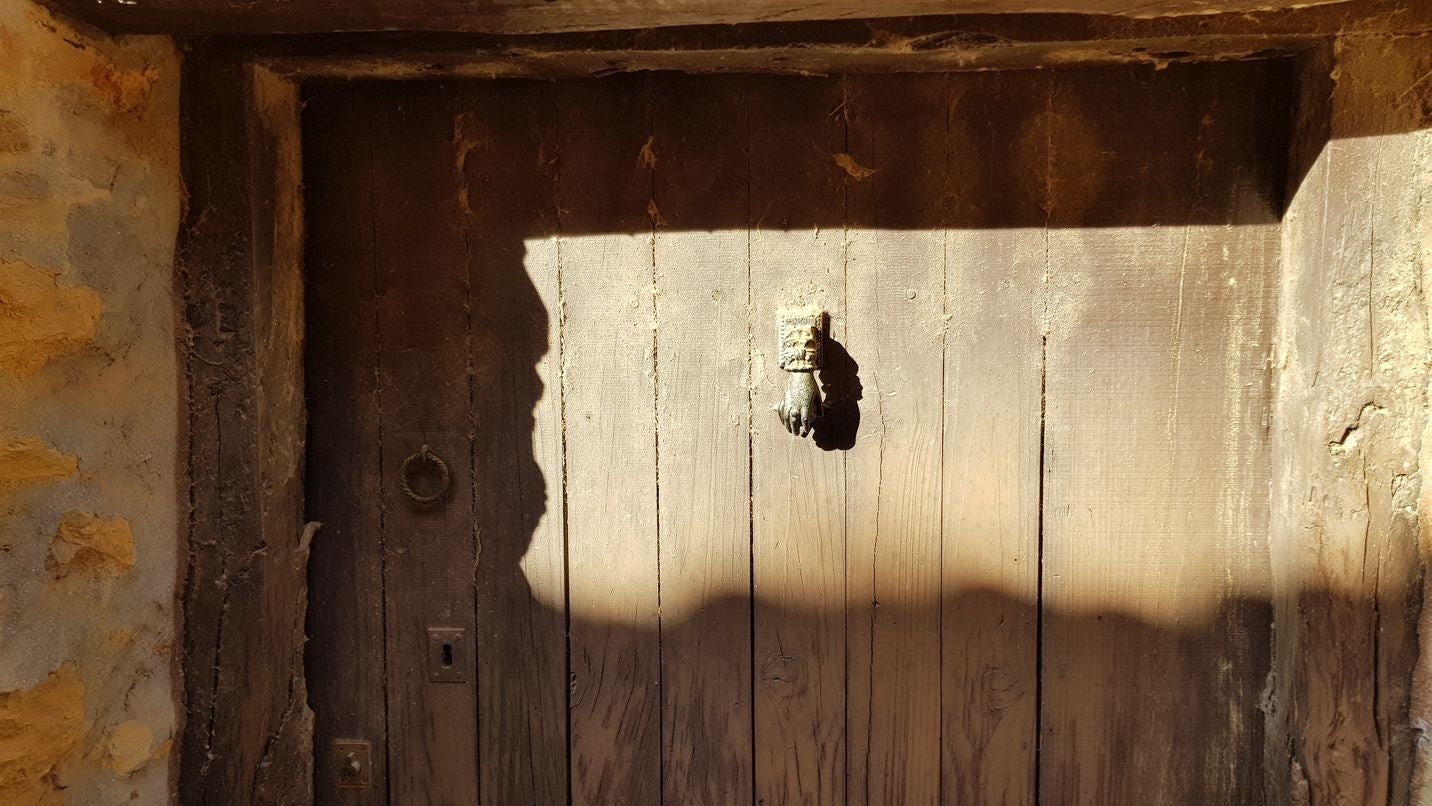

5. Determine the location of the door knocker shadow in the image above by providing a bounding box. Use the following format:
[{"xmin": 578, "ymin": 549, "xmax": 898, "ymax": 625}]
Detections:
[{"xmin": 813, "ymin": 336, "xmax": 860, "ymax": 452}]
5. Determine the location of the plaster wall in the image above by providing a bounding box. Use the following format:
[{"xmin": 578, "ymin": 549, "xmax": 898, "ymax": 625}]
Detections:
[{"xmin": 0, "ymin": 1, "xmax": 179, "ymax": 803}]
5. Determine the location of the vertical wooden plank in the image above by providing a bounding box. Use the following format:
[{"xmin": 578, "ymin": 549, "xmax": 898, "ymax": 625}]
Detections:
[
  {"xmin": 458, "ymin": 81, "xmax": 569, "ymax": 806},
  {"xmin": 558, "ymin": 74, "xmax": 663, "ymax": 805},
  {"xmin": 748, "ymin": 74, "xmax": 849, "ymax": 806},
  {"xmin": 178, "ymin": 55, "xmax": 312, "ymax": 806},
  {"xmin": 370, "ymin": 82, "xmax": 480, "ymax": 805},
  {"xmin": 303, "ymin": 84, "xmax": 388, "ymax": 805},
  {"xmin": 843, "ymin": 73, "xmax": 949, "ymax": 806},
  {"xmin": 1353, "ymin": 36, "xmax": 1432, "ymax": 806},
  {"xmin": 939, "ymin": 70, "xmax": 1046, "ymax": 806},
  {"xmin": 1274, "ymin": 38, "xmax": 1432, "ymax": 806},
  {"xmin": 1040, "ymin": 62, "xmax": 1283, "ymax": 805},
  {"xmin": 650, "ymin": 73, "xmax": 754, "ymax": 805},
  {"xmin": 1263, "ymin": 48, "xmax": 1334, "ymax": 806}
]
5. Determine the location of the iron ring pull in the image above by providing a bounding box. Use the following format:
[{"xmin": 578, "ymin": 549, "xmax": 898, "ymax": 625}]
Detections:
[{"xmin": 399, "ymin": 444, "xmax": 450, "ymax": 506}]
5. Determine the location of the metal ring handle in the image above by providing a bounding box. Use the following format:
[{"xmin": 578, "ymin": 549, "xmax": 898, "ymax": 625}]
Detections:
[{"xmin": 399, "ymin": 444, "xmax": 450, "ymax": 506}]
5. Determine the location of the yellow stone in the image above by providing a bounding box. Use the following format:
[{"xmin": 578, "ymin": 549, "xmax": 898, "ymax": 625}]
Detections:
[
  {"xmin": 0, "ymin": 260, "xmax": 102, "ymax": 377},
  {"xmin": 0, "ymin": 439, "xmax": 77, "ymax": 494},
  {"xmin": 50, "ymin": 512, "xmax": 135, "ymax": 577},
  {"xmin": 0, "ymin": 665, "xmax": 85, "ymax": 806},
  {"xmin": 104, "ymin": 720, "xmax": 154, "ymax": 775}
]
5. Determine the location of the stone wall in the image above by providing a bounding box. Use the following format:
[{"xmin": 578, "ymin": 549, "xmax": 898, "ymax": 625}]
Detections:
[{"xmin": 0, "ymin": 1, "xmax": 179, "ymax": 803}]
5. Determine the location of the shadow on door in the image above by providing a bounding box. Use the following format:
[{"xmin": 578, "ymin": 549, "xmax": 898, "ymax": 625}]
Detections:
[{"xmin": 299, "ymin": 62, "xmax": 1409, "ymax": 806}]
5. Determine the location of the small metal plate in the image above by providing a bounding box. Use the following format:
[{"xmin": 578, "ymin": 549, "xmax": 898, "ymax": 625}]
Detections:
[
  {"xmin": 333, "ymin": 740, "xmax": 371, "ymax": 789},
  {"xmin": 427, "ymin": 627, "xmax": 467, "ymax": 683}
]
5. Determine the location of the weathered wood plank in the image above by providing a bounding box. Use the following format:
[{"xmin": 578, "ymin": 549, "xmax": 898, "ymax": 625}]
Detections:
[
  {"xmin": 939, "ymin": 69, "xmax": 1046, "ymax": 806},
  {"xmin": 1262, "ymin": 48, "xmax": 1336, "ymax": 806},
  {"xmin": 185, "ymin": 63, "xmax": 1432, "ymax": 806},
  {"xmin": 245, "ymin": 63, "xmax": 314, "ymax": 805},
  {"xmin": 843, "ymin": 73, "xmax": 949, "ymax": 806},
  {"xmin": 43, "ymin": 0, "xmax": 1428, "ymax": 37},
  {"xmin": 369, "ymin": 82, "xmax": 480, "ymax": 805},
  {"xmin": 1272, "ymin": 35, "xmax": 1432, "ymax": 806},
  {"xmin": 204, "ymin": 3, "xmax": 1431, "ymax": 83},
  {"xmin": 458, "ymin": 80, "xmax": 570, "ymax": 806},
  {"xmin": 558, "ymin": 74, "xmax": 663, "ymax": 805},
  {"xmin": 177, "ymin": 54, "xmax": 312, "ymax": 806},
  {"xmin": 1039, "ymin": 61, "xmax": 1285, "ymax": 804},
  {"xmin": 748, "ymin": 73, "xmax": 850, "ymax": 806},
  {"xmin": 302, "ymin": 83, "xmax": 388, "ymax": 806},
  {"xmin": 649, "ymin": 73, "xmax": 756, "ymax": 806},
  {"xmin": 1361, "ymin": 36, "xmax": 1432, "ymax": 804}
]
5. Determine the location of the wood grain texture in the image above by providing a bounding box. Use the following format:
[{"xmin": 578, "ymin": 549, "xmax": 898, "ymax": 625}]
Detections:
[
  {"xmin": 369, "ymin": 82, "xmax": 480, "ymax": 805},
  {"xmin": 303, "ymin": 83, "xmax": 388, "ymax": 806},
  {"xmin": 748, "ymin": 74, "xmax": 850, "ymax": 806},
  {"xmin": 193, "ymin": 3, "xmax": 1432, "ymax": 85},
  {"xmin": 459, "ymin": 80, "xmax": 570, "ymax": 806},
  {"xmin": 43, "ymin": 0, "xmax": 1418, "ymax": 37},
  {"xmin": 650, "ymin": 73, "xmax": 755, "ymax": 806},
  {"xmin": 843, "ymin": 73, "xmax": 949, "ymax": 806},
  {"xmin": 1263, "ymin": 48, "xmax": 1336, "ymax": 806},
  {"xmin": 939, "ymin": 69, "xmax": 1046, "ymax": 806},
  {"xmin": 1272, "ymin": 36, "xmax": 1432, "ymax": 806},
  {"xmin": 1039, "ymin": 61, "xmax": 1285, "ymax": 805},
  {"xmin": 294, "ymin": 66, "xmax": 1296, "ymax": 805},
  {"xmin": 177, "ymin": 56, "xmax": 312, "ymax": 806},
  {"xmin": 558, "ymin": 74, "xmax": 663, "ymax": 806}
]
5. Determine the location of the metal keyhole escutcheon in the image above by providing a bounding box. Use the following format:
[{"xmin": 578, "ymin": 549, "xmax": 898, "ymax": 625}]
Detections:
[{"xmin": 399, "ymin": 444, "xmax": 450, "ymax": 506}]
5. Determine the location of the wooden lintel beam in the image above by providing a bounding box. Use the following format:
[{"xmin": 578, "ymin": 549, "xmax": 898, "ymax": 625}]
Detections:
[
  {"xmin": 261, "ymin": 39, "xmax": 1301, "ymax": 80},
  {"xmin": 159, "ymin": 5, "xmax": 1422, "ymax": 79},
  {"xmin": 42, "ymin": 0, "xmax": 1432, "ymax": 39}
]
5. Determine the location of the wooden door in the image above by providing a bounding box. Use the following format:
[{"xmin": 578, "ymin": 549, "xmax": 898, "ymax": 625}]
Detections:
[{"xmin": 303, "ymin": 62, "xmax": 1292, "ymax": 805}]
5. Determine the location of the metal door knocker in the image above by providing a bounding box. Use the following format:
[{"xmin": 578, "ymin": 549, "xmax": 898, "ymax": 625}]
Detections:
[
  {"xmin": 774, "ymin": 308, "xmax": 826, "ymax": 438},
  {"xmin": 399, "ymin": 444, "xmax": 450, "ymax": 506}
]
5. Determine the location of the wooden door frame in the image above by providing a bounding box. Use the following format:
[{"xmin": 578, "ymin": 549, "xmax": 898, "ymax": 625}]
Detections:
[{"xmin": 172, "ymin": 12, "xmax": 1429, "ymax": 802}]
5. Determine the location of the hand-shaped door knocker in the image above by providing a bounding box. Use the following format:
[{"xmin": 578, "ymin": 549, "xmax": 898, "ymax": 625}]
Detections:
[
  {"xmin": 774, "ymin": 308, "xmax": 826, "ymax": 438},
  {"xmin": 399, "ymin": 444, "xmax": 451, "ymax": 506}
]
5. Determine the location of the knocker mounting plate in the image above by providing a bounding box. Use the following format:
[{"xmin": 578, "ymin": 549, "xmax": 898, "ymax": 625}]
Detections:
[{"xmin": 774, "ymin": 308, "xmax": 827, "ymax": 438}]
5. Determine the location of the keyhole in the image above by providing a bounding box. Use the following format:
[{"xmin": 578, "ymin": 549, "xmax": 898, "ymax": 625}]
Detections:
[
  {"xmin": 333, "ymin": 741, "xmax": 370, "ymax": 789},
  {"xmin": 426, "ymin": 628, "xmax": 465, "ymax": 682}
]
